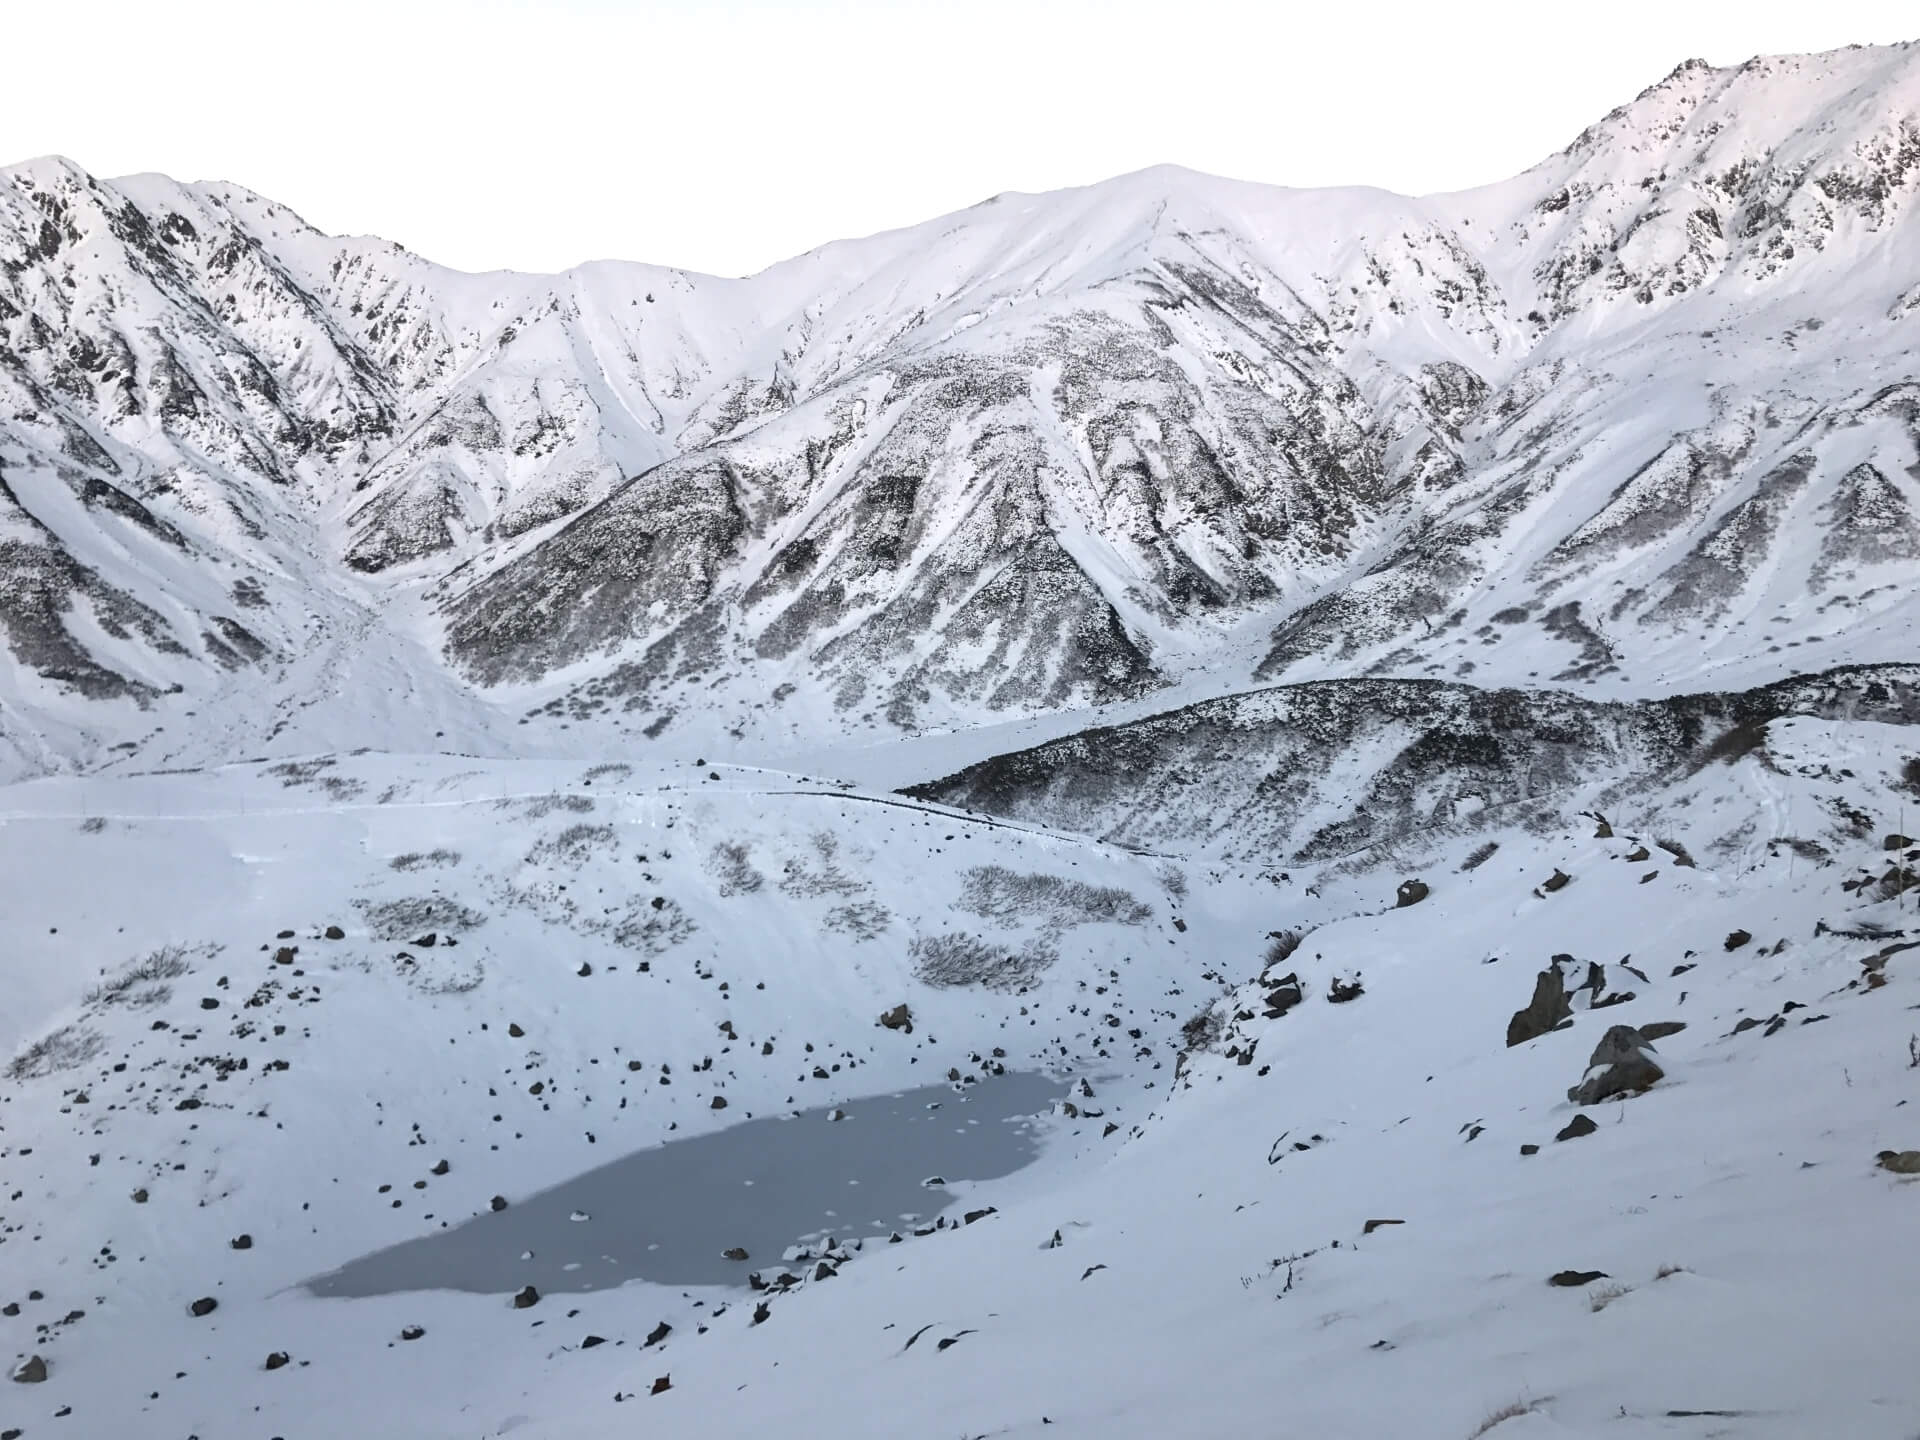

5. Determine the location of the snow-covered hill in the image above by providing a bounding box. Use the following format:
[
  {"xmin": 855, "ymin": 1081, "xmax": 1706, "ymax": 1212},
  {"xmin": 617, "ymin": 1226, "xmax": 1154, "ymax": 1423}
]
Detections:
[{"xmin": 7, "ymin": 37, "xmax": 1920, "ymax": 1440}]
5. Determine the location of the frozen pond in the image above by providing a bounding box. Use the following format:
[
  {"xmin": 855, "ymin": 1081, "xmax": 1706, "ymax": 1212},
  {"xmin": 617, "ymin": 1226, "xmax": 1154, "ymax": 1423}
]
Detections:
[{"xmin": 307, "ymin": 1071, "xmax": 1064, "ymax": 1296}]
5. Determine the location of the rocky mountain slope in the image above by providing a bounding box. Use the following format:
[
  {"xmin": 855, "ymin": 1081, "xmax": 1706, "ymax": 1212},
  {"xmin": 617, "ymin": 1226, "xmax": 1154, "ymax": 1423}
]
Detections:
[{"xmin": 4, "ymin": 42, "xmax": 1920, "ymax": 782}]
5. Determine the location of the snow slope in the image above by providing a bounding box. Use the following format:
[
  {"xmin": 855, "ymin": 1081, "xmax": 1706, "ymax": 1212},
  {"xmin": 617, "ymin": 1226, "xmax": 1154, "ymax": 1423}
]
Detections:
[{"xmin": 5, "ymin": 721, "xmax": 1920, "ymax": 1438}]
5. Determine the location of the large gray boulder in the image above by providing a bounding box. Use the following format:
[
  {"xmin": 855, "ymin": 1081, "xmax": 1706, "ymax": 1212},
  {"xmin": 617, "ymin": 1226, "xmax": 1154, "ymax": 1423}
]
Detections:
[
  {"xmin": 1568, "ymin": 1024, "xmax": 1664, "ymax": 1104},
  {"xmin": 1506, "ymin": 963, "xmax": 1572, "ymax": 1047}
]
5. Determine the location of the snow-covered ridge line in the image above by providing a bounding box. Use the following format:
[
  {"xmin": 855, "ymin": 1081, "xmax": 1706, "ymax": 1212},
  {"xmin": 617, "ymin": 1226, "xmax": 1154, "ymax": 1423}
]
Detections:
[{"xmin": 4, "ymin": 40, "xmax": 1920, "ymax": 782}]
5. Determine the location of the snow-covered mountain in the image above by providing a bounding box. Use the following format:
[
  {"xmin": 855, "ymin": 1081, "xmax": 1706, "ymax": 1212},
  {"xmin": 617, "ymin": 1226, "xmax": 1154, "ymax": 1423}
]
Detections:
[
  {"xmin": 8, "ymin": 39, "xmax": 1920, "ymax": 1440},
  {"xmin": 5, "ymin": 42, "xmax": 1920, "ymax": 781}
]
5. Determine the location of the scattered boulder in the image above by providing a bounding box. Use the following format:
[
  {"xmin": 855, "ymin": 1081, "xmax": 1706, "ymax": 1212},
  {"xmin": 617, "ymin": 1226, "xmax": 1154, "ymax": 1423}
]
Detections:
[
  {"xmin": 963, "ymin": 1207, "xmax": 998, "ymax": 1225},
  {"xmin": 1593, "ymin": 816, "xmax": 1613, "ymax": 838},
  {"xmin": 1507, "ymin": 964, "xmax": 1573, "ymax": 1047},
  {"xmin": 431, "ymin": 1159, "xmax": 449, "ymax": 1176},
  {"xmin": 582, "ymin": 1335, "xmax": 607, "ymax": 1349},
  {"xmin": 131, "ymin": 1187, "xmax": 149, "ymax": 1204},
  {"xmin": 1520, "ymin": 1143, "xmax": 1540, "ymax": 1156},
  {"xmin": 189, "ymin": 1296, "xmax": 218, "ymax": 1317},
  {"xmin": 1555, "ymin": 1114, "xmax": 1598, "ymax": 1143},
  {"xmin": 230, "ymin": 1234, "xmax": 252, "ymax": 1250},
  {"xmin": 1877, "ymin": 1150, "xmax": 1920, "ymax": 1175},
  {"xmin": 650, "ymin": 1375, "xmax": 671, "ymax": 1395},
  {"xmin": 10, "ymin": 1355, "xmax": 47, "ymax": 1383},
  {"xmin": 264, "ymin": 1351, "xmax": 290, "ymax": 1371},
  {"xmin": 710, "ymin": 1096, "xmax": 728, "ymax": 1110},
  {"xmin": 273, "ymin": 946, "xmax": 296, "ymax": 965},
  {"xmin": 1395, "ymin": 879, "xmax": 1429, "ymax": 908},
  {"xmin": 491, "ymin": 1195, "xmax": 509, "ymax": 1212},
  {"xmin": 1724, "ymin": 929, "xmax": 1752, "ymax": 951},
  {"xmin": 751, "ymin": 1301, "xmax": 770, "ymax": 1326},
  {"xmin": 1548, "ymin": 1269, "xmax": 1608, "ymax": 1287},
  {"xmin": 878, "ymin": 1004, "xmax": 914, "ymax": 1032},
  {"xmin": 722, "ymin": 1247, "xmax": 750, "ymax": 1262},
  {"xmin": 645, "ymin": 1320, "xmax": 672, "ymax": 1346},
  {"xmin": 508, "ymin": 1023, "xmax": 525, "ymax": 1038},
  {"xmin": 400, "ymin": 1325, "xmax": 425, "ymax": 1341},
  {"xmin": 1263, "ymin": 972, "xmax": 1303, "ymax": 1018},
  {"xmin": 1638, "ymin": 1021, "xmax": 1687, "ymax": 1041},
  {"xmin": 1542, "ymin": 869, "xmax": 1572, "ymax": 893},
  {"xmin": 512, "ymin": 1286, "xmax": 539, "ymax": 1309},
  {"xmin": 324, "ymin": 925, "xmax": 346, "ymax": 940},
  {"xmin": 1625, "ymin": 845, "xmax": 1650, "ymax": 862},
  {"xmin": 1362, "ymin": 1218, "xmax": 1404, "ymax": 1235},
  {"xmin": 1568, "ymin": 1024, "xmax": 1665, "ymax": 1105},
  {"xmin": 1886, "ymin": 834, "xmax": 1914, "ymax": 851},
  {"xmin": 1327, "ymin": 975, "xmax": 1365, "ymax": 1004}
]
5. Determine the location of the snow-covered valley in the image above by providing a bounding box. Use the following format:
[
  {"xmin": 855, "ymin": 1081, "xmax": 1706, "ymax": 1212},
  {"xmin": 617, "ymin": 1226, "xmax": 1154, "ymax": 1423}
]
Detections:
[{"xmin": 6, "ymin": 37, "xmax": 1920, "ymax": 1440}]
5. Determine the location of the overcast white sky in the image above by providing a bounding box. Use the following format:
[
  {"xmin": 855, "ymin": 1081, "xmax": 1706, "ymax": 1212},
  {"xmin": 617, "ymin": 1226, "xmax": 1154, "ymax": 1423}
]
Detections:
[{"xmin": 5, "ymin": 0, "xmax": 1914, "ymax": 277}]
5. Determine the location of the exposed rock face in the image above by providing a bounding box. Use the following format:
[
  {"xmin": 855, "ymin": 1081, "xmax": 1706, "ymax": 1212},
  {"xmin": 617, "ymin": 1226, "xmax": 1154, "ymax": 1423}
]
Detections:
[
  {"xmin": 1568, "ymin": 1025, "xmax": 1666, "ymax": 1105},
  {"xmin": 1507, "ymin": 964, "xmax": 1574, "ymax": 1048}
]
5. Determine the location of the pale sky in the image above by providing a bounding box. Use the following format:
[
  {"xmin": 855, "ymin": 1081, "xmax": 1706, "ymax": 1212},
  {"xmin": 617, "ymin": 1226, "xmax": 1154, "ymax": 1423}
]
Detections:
[{"xmin": 5, "ymin": 0, "xmax": 1914, "ymax": 277}]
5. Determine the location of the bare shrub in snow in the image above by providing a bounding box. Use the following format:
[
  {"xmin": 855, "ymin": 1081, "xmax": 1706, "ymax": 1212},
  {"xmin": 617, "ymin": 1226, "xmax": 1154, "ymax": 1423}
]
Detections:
[
  {"xmin": 910, "ymin": 932, "xmax": 1058, "ymax": 991},
  {"xmin": 78, "ymin": 815, "xmax": 107, "ymax": 833},
  {"xmin": 1779, "ymin": 836, "xmax": 1830, "ymax": 863},
  {"xmin": 395, "ymin": 951, "xmax": 486, "ymax": 996},
  {"xmin": 503, "ymin": 794, "xmax": 595, "ymax": 819},
  {"xmin": 1654, "ymin": 835, "xmax": 1696, "ymax": 867},
  {"xmin": 390, "ymin": 848, "xmax": 461, "ymax": 872},
  {"xmin": 6, "ymin": 1023, "xmax": 104, "ymax": 1080},
  {"xmin": 581, "ymin": 763, "xmax": 632, "ymax": 785},
  {"xmin": 823, "ymin": 900, "xmax": 891, "ymax": 940},
  {"xmin": 954, "ymin": 865, "xmax": 1150, "ymax": 932},
  {"xmin": 1157, "ymin": 863, "xmax": 1189, "ymax": 901},
  {"xmin": 1588, "ymin": 1281, "xmax": 1632, "ymax": 1311},
  {"xmin": 1697, "ymin": 715, "xmax": 1773, "ymax": 768},
  {"xmin": 778, "ymin": 831, "xmax": 865, "ymax": 898},
  {"xmin": 1262, "ymin": 930, "xmax": 1302, "ymax": 969},
  {"xmin": 614, "ymin": 897, "xmax": 696, "ymax": 955},
  {"xmin": 1466, "ymin": 1398, "xmax": 1538, "ymax": 1437},
  {"xmin": 85, "ymin": 944, "xmax": 197, "ymax": 1008},
  {"xmin": 1654, "ymin": 1263, "xmax": 1688, "ymax": 1280},
  {"xmin": 357, "ymin": 896, "xmax": 489, "ymax": 939},
  {"xmin": 1460, "ymin": 840, "xmax": 1500, "ymax": 872},
  {"xmin": 1181, "ymin": 1005, "xmax": 1224, "ymax": 1052},
  {"xmin": 268, "ymin": 756, "xmax": 364, "ymax": 800},
  {"xmin": 708, "ymin": 842, "xmax": 765, "ymax": 896},
  {"xmin": 526, "ymin": 824, "xmax": 616, "ymax": 868}
]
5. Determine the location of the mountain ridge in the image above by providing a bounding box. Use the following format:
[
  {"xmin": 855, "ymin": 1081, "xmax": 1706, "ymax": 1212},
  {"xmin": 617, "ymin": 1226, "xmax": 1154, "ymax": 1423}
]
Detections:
[{"xmin": 3, "ymin": 40, "xmax": 1919, "ymax": 784}]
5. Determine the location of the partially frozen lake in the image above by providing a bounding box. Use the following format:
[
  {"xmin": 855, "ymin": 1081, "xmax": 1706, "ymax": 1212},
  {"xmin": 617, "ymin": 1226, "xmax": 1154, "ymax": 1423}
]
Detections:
[{"xmin": 307, "ymin": 1071, "xmax": 1064, "ymax": 1296}]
